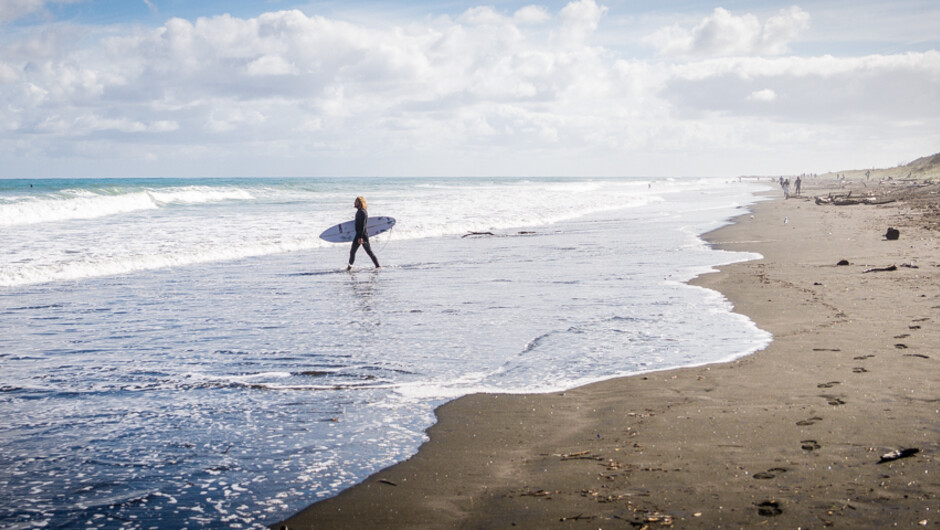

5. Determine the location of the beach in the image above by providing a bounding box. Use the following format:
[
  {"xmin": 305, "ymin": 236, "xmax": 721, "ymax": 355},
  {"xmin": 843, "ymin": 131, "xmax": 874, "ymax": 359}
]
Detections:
[
  {"xmin": 4, "ymin": 1, "xmax": 939, "ymax": 526},
  {"xmin": 0, "ymin": 177, "xmax": 771, "ymax": 528},
  {"xmin": 276, "ymin": 177, "xmax": 939, "ymax": 529}
]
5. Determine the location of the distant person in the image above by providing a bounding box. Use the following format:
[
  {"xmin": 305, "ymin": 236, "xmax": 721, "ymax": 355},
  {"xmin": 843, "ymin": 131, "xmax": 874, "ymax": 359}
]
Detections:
[
  {"xmin": 348, "ymin": 196, "xmax": 381, "ymax": 270},
  {"xmin": 794, "ymin": 176, "xmax": 802, "ymax": 196},
  {"xmin": 783, "ymin": 178, "xmax": 791, "ymax": 199}
]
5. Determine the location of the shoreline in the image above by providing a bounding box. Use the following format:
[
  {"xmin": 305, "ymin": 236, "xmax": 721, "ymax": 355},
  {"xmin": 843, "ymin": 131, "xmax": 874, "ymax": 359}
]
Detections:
[{"xmin": 274, "ymin": 180, "xmax": 938, "ymax": 529}]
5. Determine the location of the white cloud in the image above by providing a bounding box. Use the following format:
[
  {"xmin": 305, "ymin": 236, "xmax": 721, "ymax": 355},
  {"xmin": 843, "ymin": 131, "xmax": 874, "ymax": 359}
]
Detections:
[
  {"xmin": 662, "ymin": 51, "xmax": 940, "ymax": 135},
  {"xmin": 646, "ymin": 6, "xmax": 810, "ymax": 57},
  {"xmin": 0, "ymin": 62, "xmax": 20, "ymax": 83},
  {"xmin": 761, "ymin": 6, "xmax": 811, "ymax": 54},
  {"xmin": 33, "ymin": 113, "xmax": 177, "ymax": 135},
  {"xmin": 460, "ymin": 6, "xmax": 504, "ymax": 26},
  {"xmin": 0, "ymin": 2, "xmax": 937, "ymax": 178},
  {"xmin": 0, "ymin": 0, "xmax": 80, "ymax": 24},
  {"xmin": 245, "ymin": 54, "xmax": 297, "ymax": 76},
  {"xmin": 558, "ymin": 0, "xmax": 607, "ymax": 44},
  {"xmin": 0, "ymin": 0, "xmax": 50, "ymax": 24},
  {"xmin": 206, "ymin": 107, "xmax": 266, "ymax": 133},
  {"xmin": 747, "ymin": 88, "xmax": 777, "ymax": 101},
  {"xmin": 514, "ymin": 5, "xmax": 550, "ymax": 25}
]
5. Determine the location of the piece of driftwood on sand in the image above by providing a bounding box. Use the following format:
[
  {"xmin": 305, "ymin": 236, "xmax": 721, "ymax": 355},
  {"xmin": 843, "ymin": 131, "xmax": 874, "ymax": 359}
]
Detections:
[{"xmin": 814, "ymin": 192, "xmax": 897, "ymax": 206}]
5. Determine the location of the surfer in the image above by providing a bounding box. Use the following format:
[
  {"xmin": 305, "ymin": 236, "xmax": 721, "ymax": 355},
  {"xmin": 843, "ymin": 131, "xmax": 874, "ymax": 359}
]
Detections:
[{"xmin": 348, "ymin": 196, "xmax": 381, "ymax": 270}]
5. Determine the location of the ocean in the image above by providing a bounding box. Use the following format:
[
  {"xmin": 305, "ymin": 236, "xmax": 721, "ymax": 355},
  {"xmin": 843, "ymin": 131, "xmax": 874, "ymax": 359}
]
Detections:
[{"xmin": 0, "ymin": 177, "xmax": 771, "ymax": 528}]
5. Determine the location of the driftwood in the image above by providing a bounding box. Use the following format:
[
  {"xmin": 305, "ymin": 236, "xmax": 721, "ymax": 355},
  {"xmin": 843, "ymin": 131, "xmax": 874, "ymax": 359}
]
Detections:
[
  {"xmin": 520, "ymin": 489, "xmax": 551, "ymax": 497},
  {"xmin": 863, "ymin": 263, "xmax": 917, "ymax": 273},
  {"xmin": 560, "ymin": 450, "xmax": 603, "ymax": 461},
  {"xmin": 863, "ymin": 265, "xmax": 897, "ymax": 273},
  {"xmin": 560, "ymin": 514, "xmax": 596, "ymax": 522},
  {"xmin": 878, "ymin": 448, "xmax": 919, "ymax": 464},
  {"xmin": 462, "ymin": 231, "xmax": 538, "ymax": 238},
  {"xmin": 815, "ymin": 194, "xmax": 898, "ymax": 206},
  {"xmin": 812, "ymin": 182, "xmax": 936, "ymax": 205}
]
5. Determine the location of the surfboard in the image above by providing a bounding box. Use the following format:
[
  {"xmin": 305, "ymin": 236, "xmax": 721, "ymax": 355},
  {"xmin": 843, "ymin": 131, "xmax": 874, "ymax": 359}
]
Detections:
[{"xmin": 319, "ymin": 216, "xmax": 396, "ymax": 243}]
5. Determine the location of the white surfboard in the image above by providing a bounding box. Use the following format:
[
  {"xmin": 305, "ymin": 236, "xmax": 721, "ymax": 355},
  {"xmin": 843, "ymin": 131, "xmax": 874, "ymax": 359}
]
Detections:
[{"xmin": 319, "ymin": 216, "xmax": 396, "ymax": 243}]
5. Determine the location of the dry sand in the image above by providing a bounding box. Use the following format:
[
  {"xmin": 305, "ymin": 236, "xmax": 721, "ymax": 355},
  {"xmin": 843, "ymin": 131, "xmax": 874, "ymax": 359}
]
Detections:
[{"xmin": 275, "ymin": 177, "xmax": 938, "ymax": 529}]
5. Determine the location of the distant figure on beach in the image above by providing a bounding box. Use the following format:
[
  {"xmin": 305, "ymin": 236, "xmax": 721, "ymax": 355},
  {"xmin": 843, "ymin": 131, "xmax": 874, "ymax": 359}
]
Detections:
[
  {"xmin": 794, "ymin": 176, "xmax": 802, "ymax": 196},
  {"xmin": 348, "ymin": 196, "xmax": 381, "ymax": 270},
  {"xmin": 782, "ymin": 178, "xmax": 791, "ymax": 199}
]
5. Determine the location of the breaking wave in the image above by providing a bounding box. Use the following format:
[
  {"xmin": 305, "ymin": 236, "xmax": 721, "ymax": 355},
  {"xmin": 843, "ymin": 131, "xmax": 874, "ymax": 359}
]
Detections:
[{"xmin": 0, "ymin": 186, "xmax": 254, "ymax": 227}]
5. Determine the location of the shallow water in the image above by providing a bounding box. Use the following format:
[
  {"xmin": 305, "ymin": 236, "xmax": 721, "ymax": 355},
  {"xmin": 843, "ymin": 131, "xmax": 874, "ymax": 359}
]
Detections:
[{"xmin": 0, "ymin": 177, "xmax": 770, "ymax": 528}]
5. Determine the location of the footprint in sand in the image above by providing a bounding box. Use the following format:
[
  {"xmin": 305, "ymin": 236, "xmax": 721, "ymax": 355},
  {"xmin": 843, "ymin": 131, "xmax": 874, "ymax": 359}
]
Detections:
[
  {"xmin": 821, "ymin": 395, "xmax": 846, "ymax": 406},
  {"xmin": 756, "ymin": 500, "xmax": 783, "ymax": 517},
  {"xmin": 895, "ymin": 343, "xmax": 908, "ymax": 349},
  {"xmin": 817, "ymin": 381, "xmax": 841, "ymax": 388},
  {"xmin": 753, "ymin": 467, "xmax": 788, "ymax": 480},
  {"xmin": 853, "ymin": 367, "xmax": 869, "ymax": 373},
  {"xmin": 801, "ymin": 440, "xmax": 821, "ymax": 451},
  {"xmin": 796, "ymin": 416, "xmax": 823, "ymax": 426},
  {"xmin": 894, "ymin": 334, "xmax": 911, "ymax": 339},
  {"xmin": 904, "ymin": 353, "xmax": 930, "ymax": 359},
  {"xmin": 853, "ymin": 354, "xmax": 875, "ymax": 360}
]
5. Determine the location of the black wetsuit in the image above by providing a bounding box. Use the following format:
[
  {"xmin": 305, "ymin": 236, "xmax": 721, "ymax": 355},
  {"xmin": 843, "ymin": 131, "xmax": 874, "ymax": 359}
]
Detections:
[{"xmin": 349, "ymin": 207, "xmax": 380, "ymax": 267}]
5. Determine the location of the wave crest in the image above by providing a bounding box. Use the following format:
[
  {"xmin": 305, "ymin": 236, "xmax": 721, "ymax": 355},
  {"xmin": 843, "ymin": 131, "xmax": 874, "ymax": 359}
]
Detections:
[{"xmin": 0, "ymin": 186, "xmax": 254, "ymax": 227}]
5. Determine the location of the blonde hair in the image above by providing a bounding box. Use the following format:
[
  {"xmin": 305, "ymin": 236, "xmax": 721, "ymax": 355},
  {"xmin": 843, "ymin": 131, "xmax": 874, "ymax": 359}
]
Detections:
[{"xmin": 355, "ymin": 196, "xmax": 367, "ymax": 209}]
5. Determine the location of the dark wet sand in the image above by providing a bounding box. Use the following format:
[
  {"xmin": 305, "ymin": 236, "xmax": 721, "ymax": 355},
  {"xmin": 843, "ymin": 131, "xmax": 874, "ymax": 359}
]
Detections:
[{"xmin": 275, "ymin": 178, "xmax": 939, "ymax": 529}]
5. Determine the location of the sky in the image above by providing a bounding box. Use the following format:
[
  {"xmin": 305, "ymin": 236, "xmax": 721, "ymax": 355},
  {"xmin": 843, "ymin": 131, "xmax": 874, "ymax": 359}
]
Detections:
[{"xmin": 1, "ymin": 0, "xmax": 938, "ymax": 178}]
